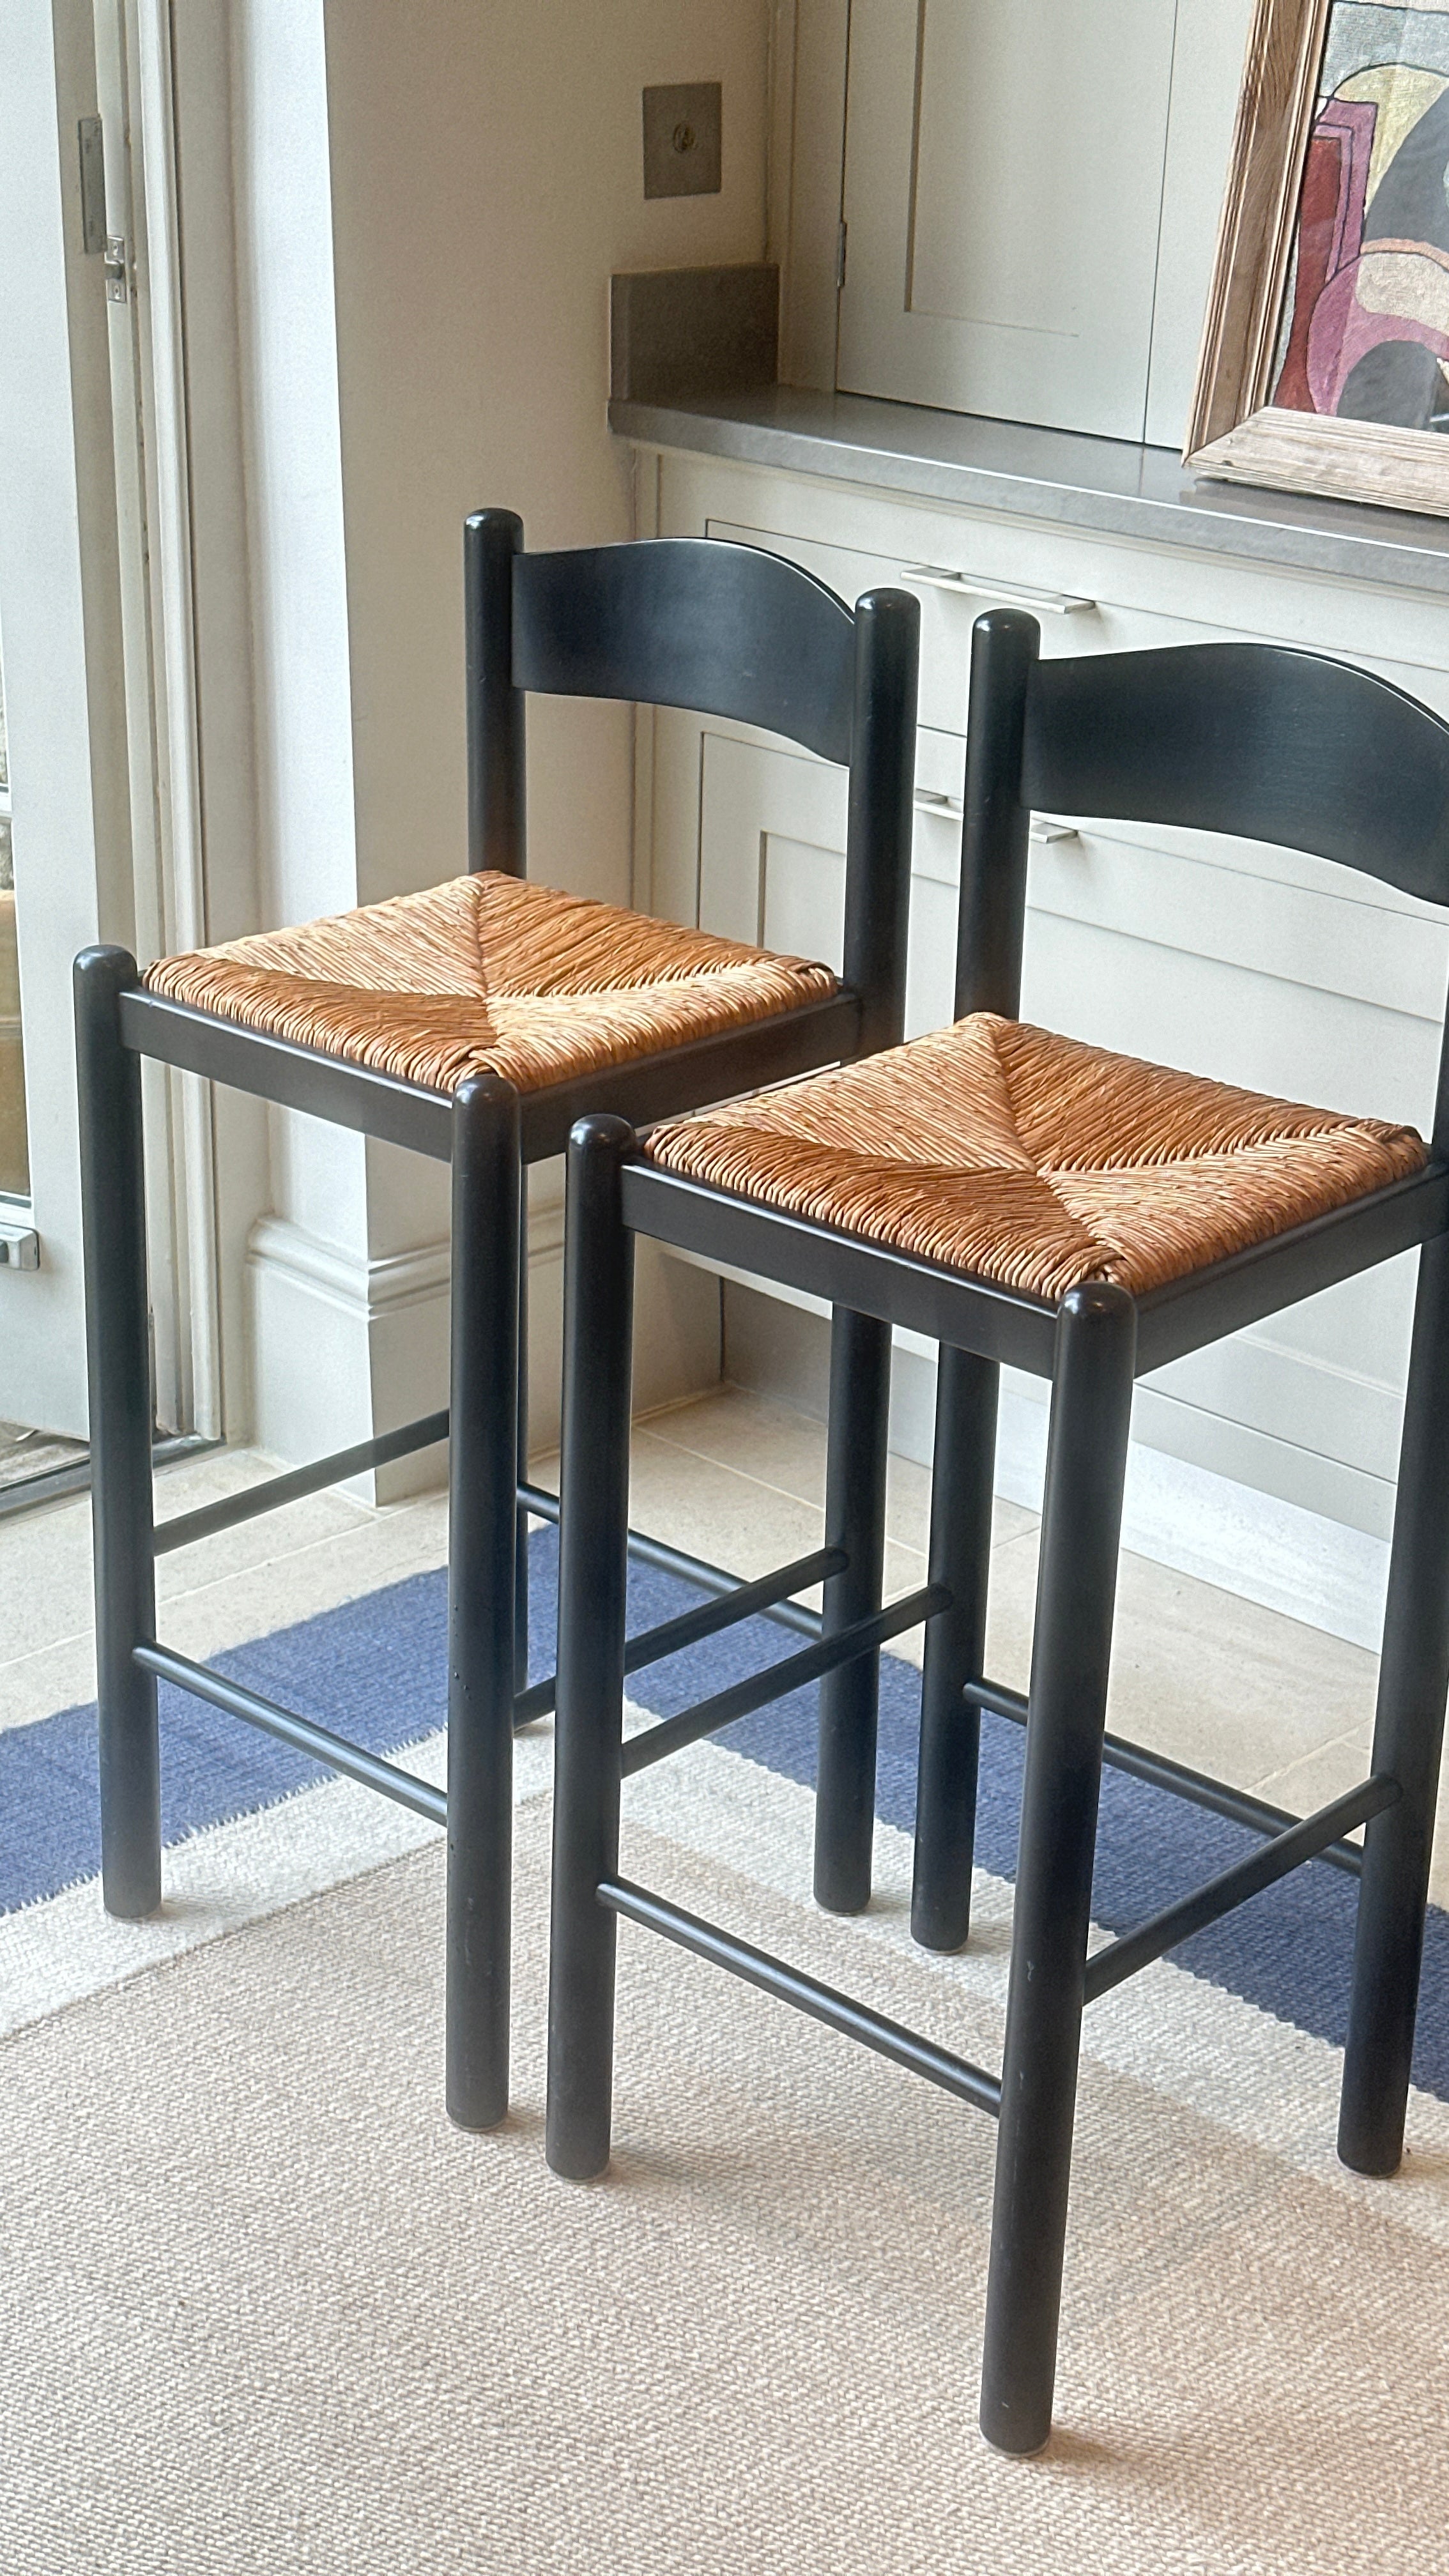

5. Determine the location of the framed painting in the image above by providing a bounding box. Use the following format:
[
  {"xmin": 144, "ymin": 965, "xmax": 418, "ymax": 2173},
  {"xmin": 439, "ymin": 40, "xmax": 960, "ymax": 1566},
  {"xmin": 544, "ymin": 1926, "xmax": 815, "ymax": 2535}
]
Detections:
[{"xmin": 1187, "ymin": 0, "xmax": 1449, "ymax": 515}]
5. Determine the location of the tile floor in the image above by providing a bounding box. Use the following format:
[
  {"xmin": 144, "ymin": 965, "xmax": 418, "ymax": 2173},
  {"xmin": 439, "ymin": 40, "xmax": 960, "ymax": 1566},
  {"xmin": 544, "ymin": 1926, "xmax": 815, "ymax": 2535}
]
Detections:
[
  {"xmin": 1, "ymin": 1381, "xmax": 1441, "ymax": 1905},
  {"xmin": 0, "ymin": 1420, "xmax": 87, "ymax": 1496}
]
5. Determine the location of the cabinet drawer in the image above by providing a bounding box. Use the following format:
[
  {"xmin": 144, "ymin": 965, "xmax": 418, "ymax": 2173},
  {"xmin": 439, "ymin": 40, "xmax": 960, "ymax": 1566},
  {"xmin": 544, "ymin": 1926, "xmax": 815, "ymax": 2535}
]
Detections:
[
  {"xmin": 707, "ymin": 512, "xmax": 1449, "ymax": 938},
  {"xmin": 707, "ymin": 514, "xmax": 1232, "ymax": 742}
]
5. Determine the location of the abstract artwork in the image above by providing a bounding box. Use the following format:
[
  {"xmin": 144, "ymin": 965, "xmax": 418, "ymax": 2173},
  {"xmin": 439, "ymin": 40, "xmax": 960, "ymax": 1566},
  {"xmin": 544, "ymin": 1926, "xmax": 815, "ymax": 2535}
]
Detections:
[
  {"xmin": 1273, "ymin": 3, "xmax": 1449, "ymax": 431},
  {"xmin": 1187, "ymin": 0, "xmax": 1449, "ymax": 515}
]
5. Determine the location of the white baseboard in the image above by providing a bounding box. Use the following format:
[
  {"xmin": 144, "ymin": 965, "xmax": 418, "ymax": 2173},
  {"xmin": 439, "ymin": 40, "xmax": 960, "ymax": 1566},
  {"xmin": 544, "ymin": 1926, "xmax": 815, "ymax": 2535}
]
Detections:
[
  {"xmin": 992, "ymin": 1378, "xmax": 1388, "ymax": 1655},
  {"xmin": 247, "ymin": 1216, "xmax": 454, "ymax": 1499},
  {"xmin": 247, "ymin": 1210, "xmax": 723, "ymax": 1496}
]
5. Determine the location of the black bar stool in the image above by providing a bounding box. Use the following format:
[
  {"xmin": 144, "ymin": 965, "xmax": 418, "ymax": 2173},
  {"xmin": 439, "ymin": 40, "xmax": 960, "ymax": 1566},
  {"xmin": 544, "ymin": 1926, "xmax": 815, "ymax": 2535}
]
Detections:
[
  {"xmin": 74, "ymin": 514, "xmax": 919, "ymax": 2133},
  {"xmin": 544, "ymin": 610, "xmax": 1449, "ymax": 2453}
]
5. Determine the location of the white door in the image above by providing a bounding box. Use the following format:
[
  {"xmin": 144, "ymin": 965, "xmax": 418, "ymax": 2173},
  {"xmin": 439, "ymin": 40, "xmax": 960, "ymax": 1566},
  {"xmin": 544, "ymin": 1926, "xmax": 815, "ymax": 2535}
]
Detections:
[
  {"xmin": 0, "ymin": 0, "xmax": 215, "ymax": 1448},
  {"xmin": 836, "ymin": 0, "xmax": 1254, "ymax": 448}
]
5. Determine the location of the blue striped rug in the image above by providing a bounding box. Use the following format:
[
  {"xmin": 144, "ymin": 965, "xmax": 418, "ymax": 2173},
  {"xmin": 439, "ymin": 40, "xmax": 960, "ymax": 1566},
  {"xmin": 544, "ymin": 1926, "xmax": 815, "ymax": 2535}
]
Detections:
[{"xmin": 3, "ymin": 1529, "xmax": 1445, "ymax": 2098}]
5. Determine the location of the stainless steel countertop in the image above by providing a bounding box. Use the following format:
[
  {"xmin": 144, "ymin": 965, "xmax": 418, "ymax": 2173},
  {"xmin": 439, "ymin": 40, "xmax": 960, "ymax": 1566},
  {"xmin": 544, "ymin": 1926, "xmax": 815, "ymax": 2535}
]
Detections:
[{"xmin": 610, "ymin": 386, "xmax": 1449, "ymax": 601}]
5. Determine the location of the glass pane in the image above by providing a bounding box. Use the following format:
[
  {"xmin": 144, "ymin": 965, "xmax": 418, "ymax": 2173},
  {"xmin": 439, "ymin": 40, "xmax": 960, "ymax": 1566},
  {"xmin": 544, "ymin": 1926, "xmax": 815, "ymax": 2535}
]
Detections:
[{"xmin": 0, "ymin": 638, "xmax": 30, "ymax": 1200}]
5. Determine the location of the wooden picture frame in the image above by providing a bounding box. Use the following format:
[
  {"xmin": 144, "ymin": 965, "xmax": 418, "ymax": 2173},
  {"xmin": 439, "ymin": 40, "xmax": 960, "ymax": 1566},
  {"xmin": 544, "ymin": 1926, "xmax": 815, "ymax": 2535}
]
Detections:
[{"xmin": 1186, "ymin": 0, "xmax": 1449, "ymax": 517}]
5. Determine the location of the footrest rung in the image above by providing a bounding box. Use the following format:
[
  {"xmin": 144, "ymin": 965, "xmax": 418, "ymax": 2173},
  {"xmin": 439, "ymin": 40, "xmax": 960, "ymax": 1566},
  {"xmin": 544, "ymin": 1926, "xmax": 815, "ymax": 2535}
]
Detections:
[
  {"xmin": 969, "ymin": 1676, "xmax": 1369, "ymax": 1876},
  {"xmin": 134, "ymin": 1640, "xmax": 447, "ymax": 1827},
  {"xmin": 599, "ymin": 1876, "xmax": 1000, "ymax": 2115},
  {"xmin": 1082, "ymin": 1774, "xmax": 1399, "ymax": 2004},
  {"xmin": 518, "ymin": 1482, "xmax": 825, "ymax": 1643},
  {"xmin": 621, "ymin": 1583, "xmax": 948, "ymax": 1776},
  {"xmin": 514, "ymin": 1544, "xmax": 845, "ymax": 1726},
  {"xmin": 155, "ymin": 1411, "xmax": 450, "ymax": 1556}
]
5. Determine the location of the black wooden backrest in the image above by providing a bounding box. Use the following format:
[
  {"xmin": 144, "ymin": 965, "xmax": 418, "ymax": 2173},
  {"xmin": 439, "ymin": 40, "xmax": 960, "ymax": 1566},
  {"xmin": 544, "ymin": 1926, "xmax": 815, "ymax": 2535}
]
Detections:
[
  {"xmin": 514, "ymin": 538, "xmax": 858, "ymax": 759},
  {"xmin": 466, "ymin": 509, "xmax": 920, "ymax": 1052},
  {"xmin": 957, "ymin": 610, "xmax": 1449, "ymax": 1104}
]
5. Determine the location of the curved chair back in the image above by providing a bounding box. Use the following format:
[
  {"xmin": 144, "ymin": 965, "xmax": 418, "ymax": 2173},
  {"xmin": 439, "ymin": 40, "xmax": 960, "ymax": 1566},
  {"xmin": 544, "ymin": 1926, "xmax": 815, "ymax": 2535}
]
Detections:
[
  {"xmin": 956, "ymin": 608, "xmax": 1449, "ymax": 1140},
  {"xmin": 466, "ymin": 508, "xmax": 920, "ymax": 1054}
]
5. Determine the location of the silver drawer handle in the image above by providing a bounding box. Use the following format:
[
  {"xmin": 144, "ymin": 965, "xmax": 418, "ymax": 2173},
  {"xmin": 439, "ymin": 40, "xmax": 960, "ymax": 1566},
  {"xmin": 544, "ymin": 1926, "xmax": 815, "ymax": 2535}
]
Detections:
[
  {"xmin": 913, "ymin": 790, "xmax": 1078, "ymax": 846},
  {"xmin": 900, "ymin": 562, "xmax": 1096, "ymax": 617}
]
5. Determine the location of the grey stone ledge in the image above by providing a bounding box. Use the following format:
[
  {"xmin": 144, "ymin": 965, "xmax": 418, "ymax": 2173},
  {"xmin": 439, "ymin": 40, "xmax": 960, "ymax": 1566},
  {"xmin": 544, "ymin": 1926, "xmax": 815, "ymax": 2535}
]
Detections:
[{"xmin": 610, "ymin": 387, "xmax": 1449, "ymax": 602}]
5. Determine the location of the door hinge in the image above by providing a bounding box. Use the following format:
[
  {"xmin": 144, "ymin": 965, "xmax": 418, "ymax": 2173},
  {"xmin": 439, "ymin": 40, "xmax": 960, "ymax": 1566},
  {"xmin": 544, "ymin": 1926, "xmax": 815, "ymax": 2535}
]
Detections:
[
  {"xmin": 78, "ymin": 115, "xmax": 107, "ymax": 254},
  {"xmin": 78, "ymin": 117, "xmax": 128, "ymax": 301},
  {"xmin": 0, "ymin": 1218, "xmax": 40, "ymax": 1271},
  {"xmin": 835, "ymin": 219, "xmax": 848, "ymax": 291}
]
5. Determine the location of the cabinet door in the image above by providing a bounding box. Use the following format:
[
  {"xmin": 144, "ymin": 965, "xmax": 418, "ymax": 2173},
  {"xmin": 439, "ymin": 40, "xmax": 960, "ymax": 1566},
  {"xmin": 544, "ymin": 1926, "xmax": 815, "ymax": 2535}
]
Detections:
[
  {"xmin": 686, "ymin": 721, "xmax": 963, "ymax": 1045},
  {"xmin": 837, "ymin": 0, "xmax": 1252, "ymax": 446}
]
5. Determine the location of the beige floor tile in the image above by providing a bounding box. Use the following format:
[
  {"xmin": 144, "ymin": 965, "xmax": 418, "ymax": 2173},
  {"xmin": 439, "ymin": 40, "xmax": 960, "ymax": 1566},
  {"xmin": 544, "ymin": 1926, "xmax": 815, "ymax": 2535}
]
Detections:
[
  {"xmin": 153, "ymin": 1492, "xmax": 451, "ymax": 1667},
  {"xmin": 983, "ymin": 1525, "xmax": 1379, "ymax": 1798},
  {"xmin": 627, "ymin": 1426, "xmax": 820, "ymax": 1581},
  {"xmin": 0, "ymin": 1640, "xmax": 99, "ymax": 1733},
  {"xmin": 1253, "ymin": 1730, "xmax": 1372, "ymax": 1816},
  {"xmin": 1255, "ymin": 1729, "xmax": 1449, "ymax": 1911},
  {"xmin": 641, "ymin": 1385, "xmax": 830, "ymax": 1509},
  {"xmin": 881, "ymin": 1450, "xmax": 1043, "ymax": 1559},
  {"xmin": 0, "ymin": 1496, "xmax": 101, "ymax": 1670},
  {"xmin": 0, "ymin": 1452, "xmax": 451, "ymax": 1735},
  {"xmin": 642, "ymin": 1381, "xmax": 1036, "ymax": 1555},
  {"xmin": 157, "ymin": 1493, "xmax": 372, "ymax": 1608},
  {"xmin": 618, "ymin": 1424, "xmax": 924, "ymax": 1639},
  {"xmin": 0, "ymin": 1446, "xmax": 359, "ymax": 1686}
]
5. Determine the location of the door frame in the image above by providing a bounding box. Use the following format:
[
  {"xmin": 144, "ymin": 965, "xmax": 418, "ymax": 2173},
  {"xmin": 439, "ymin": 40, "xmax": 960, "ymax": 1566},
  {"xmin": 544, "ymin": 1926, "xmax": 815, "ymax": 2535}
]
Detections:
[
  {"xmin": 0, "ymin": 0, "xmax": 220, "ymax": 1442},
  {"xmin": 95, "ymin": 0, "xmax": 221, "ymax": 1441},
  {"xmin": 767, "ymin": 0, "xmax": 851, "ymax": 392}
]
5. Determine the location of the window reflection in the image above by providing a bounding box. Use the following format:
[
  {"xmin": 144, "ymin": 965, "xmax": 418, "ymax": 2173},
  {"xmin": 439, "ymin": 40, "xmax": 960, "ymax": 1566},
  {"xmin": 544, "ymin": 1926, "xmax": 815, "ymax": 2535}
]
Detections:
[{"xmin": 0, "ymin": 643, "xmax": 29, "ymax": 1200}]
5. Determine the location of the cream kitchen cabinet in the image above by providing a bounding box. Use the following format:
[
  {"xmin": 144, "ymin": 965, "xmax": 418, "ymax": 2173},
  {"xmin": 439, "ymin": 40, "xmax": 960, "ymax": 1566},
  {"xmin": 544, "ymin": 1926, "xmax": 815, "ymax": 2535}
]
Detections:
[{"xmin": 631, "ymin": 440, "xmax": 1449, "ymax": 1548}]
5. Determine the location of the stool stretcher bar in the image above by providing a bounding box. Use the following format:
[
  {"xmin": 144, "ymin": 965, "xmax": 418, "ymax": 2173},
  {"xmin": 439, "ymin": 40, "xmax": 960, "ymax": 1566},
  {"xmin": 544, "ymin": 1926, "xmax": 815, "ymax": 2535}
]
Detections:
[
  {"xmin": 968, "ymin": 1676, "xmax": 1369, "ymax": 1877},
  {"xmin": 153, "ymin": 1437, "xmax": 834, "ymax": 1728},
  {"xmin": 599, "ymin": 1876, "xmax": 1002, "ymax": 2117},
  {"xmin": 519, "ymin": 1480, "xmax": 827, "ymax": 1642},
  {"xmin": 622, "ymin": 1156, "xmax": 1449, "ymax": 1383},
  {"xmin": 134, "ymin": 1641, "xmax": 447, "ymax": 1828},
  {"xmin": 153, "ymin": 1411, "xmax": 452, "ymax": 1557},
  {"xmin": 121, "ymin": 980, "xmax": 862, "ymax": 1169},
  {"xmin": 620, "ymin": 1583, "xmax": 949, "ymax": 1777},
  {"xmin": 512, "ymin": 1544, "xmax": 845, "ymax": 1726},
  {"xmin": 136, "ymin": 1531, "xmax": 855, "ymax": 1828},
  {"xmin": 1082, "ymin": 1774, "xmax": 1399, "ymax": 2005}
]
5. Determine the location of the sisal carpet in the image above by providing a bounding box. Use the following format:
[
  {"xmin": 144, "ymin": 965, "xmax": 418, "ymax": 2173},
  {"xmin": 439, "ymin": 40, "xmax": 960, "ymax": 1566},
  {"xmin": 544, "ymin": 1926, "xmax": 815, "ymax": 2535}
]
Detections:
[
  {"xmin": 4, "ymin": 1543, "xmax": 1449, "ymax": 2571},
  {"xmin": 4, "ymin": 1768, "xmax": 1449, "ymax": 2573},
  {"xmin": 4, "ymin": 1536, "xmax": 1447, "ymax": 2089}
]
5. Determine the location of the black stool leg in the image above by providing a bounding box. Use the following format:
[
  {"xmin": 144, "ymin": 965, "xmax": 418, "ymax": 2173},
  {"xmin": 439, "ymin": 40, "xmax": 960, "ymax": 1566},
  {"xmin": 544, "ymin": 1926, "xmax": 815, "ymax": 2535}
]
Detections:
[
  {"xmin": 546, "ymin": 1116, "xmax": 635, "ymax": 2181},
  {"xmin": 980, "ymin": 1284, "xmax": 1135, "ymax": 2455},
  {"xmin": 514, "ymin": 1200, "xmax": 530, "ymax": 1699},
  {"xmin": 815, "ymin": 1306, "xmax": 892, "ymax": 1913},
  {"xmin": 75, "ymin": 947, "xmax": 161, "ymax": 1922},
  {"xmin": 445, "ymin": 1074, "xmax": 521, "ymax": 2130},
  {"xmin": 912, "ymin": 1345, "xmax": 999, "ymax": 1952},
  {"xmin": 1339, "ymin": 1230, "xmax": 1449, "ymax": 2175}
]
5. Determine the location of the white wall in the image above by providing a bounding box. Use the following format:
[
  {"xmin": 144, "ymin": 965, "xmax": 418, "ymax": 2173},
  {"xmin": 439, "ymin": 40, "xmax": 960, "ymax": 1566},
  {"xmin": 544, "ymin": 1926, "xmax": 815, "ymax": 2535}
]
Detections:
[
  {"xmin": 209, "ymin": 0, "xmax": 770, "ymax": 1474},
  {"xmin": 324, "ymin": 0, "xmax": 771, "ymax": 917}
]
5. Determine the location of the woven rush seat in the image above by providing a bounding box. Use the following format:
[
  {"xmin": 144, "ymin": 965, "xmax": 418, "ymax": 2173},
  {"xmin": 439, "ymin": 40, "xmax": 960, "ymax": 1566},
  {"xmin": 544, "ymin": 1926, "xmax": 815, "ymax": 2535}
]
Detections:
[
  {"xmin": 645, "ymin": 1012, "xmax": 1428, "ymax": 1301},
  {"xmin": 144, "ymin": 871, "xmax": 837, "ymax": 1097}
]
